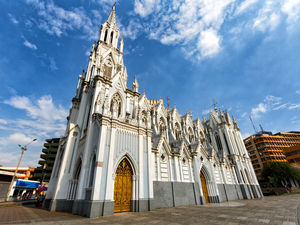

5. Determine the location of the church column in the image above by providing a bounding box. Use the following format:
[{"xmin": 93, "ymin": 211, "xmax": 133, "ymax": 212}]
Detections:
[
  {"xmin": 104, "ymin": 122, "xmax": 117, "ymax": 201},
  {"xmin": 147, "ymin": 133, "xmax": 154, "ymax": 198},
  {"xmin": 237, "ymin": 131, "xmax": 249, "ymax": 156},
  {"xmin": 138, "ymin": 132, "xmax": 144, "ymax": 199},
  {"xmin": 168, "ymin": 156, "xmax": 173, "ymax": 182},
  {"xmin": 155, "ymin": 153, "xmax": 161, "ymax": 181},
  {"xmin": 192, "ymin": 154, "xmax": 203, "ymax": 203},
  {"xmin": 188, "ymin": 159, "xmax": 194, "ymax": 182},
  {"xmin": 76, "ymin": 94, "xmax": 99, "ymax": 200},
  {"xmin": 224, "ymin": 127, "xmax": 236, "ymax": 155},
  {"xmin": 91, "ymin": 122, "xmax": 108, "ymax": 200},
  {"xmin": 207, "ymin": 158, "xmax": 220, "ymax": 202},
  {"xmin": 174, "ymin": 154, "xmax": 180, "ymax": 181},
  {"xmin": 208, "ymin": 128, "xmax": 218, "ymax": 153},
  {"xmin": 179, "ymin": 157, "xmax": 184, "ymax": 181},
  {"xmin": 132, "ymin": 175, "xmax": 136, "ymax": 200},
  {"xmin": 76, "ymin": 82, "xmax": 89, "ymax": 131}
]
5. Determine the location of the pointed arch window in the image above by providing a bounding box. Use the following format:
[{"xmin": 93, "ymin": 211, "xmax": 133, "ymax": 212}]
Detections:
[
  {"xmin": 110, "ymin": 93, "xmax": 122, "ymax": 118},
  {"xmin": 214, "ymin": 132, "xmax": 223, "ymax": 151},
  {"xmin": 223, "ymin": 133, "xmax": 231, "ymax": 154},
  {"xmin": 104, "ymin": 30, "xmax": 108, "ymax": 42},
  {"xmin": 74, "ymin": 158, "xmax": 82, "ymax": 180},
  {"xmin": 89, "ymin": 154, "xmax": 96, "ymax": 187},
  {"xmin": 188, "ymin": 127, "xmax": 194, "ymax": 143},
  {"xmin": 110, "ymin": 31, "xmax": 114, "ymax": 45}
]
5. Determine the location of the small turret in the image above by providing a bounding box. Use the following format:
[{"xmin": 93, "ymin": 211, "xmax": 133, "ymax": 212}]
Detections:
[{"xmin": 119, "ymin": 38, "xmax": 124, "ymax": 53}]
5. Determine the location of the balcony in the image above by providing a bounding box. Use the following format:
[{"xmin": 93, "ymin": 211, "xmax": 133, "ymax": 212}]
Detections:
[
  {"xmin": 40, "ymin": 154, "xmax": 47, "ymax": 160},
  {"xmin": 34, "ymin": 173, "xmax": 43, "ymax": 178},
  {"xmin": 44, "ymin": 143, "xmax": 59, "ymax": 148},
  {"xmin": 45, "ymin": 166, "xmax": 53, "ymax": 171},
  {"xmin": 35, "ymin": 167, "xmax": 43, "ymax": 172},
  {"xmin": 42, "ymin": 148, "xmax": 48, "ymax": 154},
  {"xmin": 49, "ymin": 148, "xmax": 58, "ymax": 153},
  {"xmin": 47, "ymin": 154, "xmax": 57, "ymax": 159},
  {"xmin": 46, "ymin": 160, "xmax": 54, "ymax": 164},
  {"xmin": 38, "ymin": 160, "xmax": 46, "ymax": 165}
]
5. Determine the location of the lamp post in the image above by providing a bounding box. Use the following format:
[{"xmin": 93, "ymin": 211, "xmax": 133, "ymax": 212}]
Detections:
[{"xmin": 5, "ymin": 138, "xmax": 37, "ymax": 201}]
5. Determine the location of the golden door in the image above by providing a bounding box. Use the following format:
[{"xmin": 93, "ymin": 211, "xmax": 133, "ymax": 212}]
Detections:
[
  {"xmin": 200, "ymin": 172, "xmax": 209, "ymax": 203},
  {"xmin": 114, "ymin": 158, "xmax": 132, "ymax": 212}
]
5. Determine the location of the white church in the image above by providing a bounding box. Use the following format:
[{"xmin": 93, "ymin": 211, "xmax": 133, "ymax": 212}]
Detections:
[{"xmin": 44, "ymin": 5, "xmax": 262, "ymax": 218}]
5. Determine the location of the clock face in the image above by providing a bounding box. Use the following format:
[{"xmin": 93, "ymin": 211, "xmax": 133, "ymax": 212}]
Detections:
[{"xmin": 105, "ymin": 60, "xmax": 112, "ymax": 67}]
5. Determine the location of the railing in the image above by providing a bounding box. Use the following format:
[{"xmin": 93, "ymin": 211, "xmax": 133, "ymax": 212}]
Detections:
[{"xmin": 66, "ymin": 179, "xmax": 78, "ymax": 200}]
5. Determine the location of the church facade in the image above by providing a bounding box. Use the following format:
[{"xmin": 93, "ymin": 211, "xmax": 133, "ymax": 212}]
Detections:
[{"xmin": 44, "ymin": 6, "xmax": 262, "ymax": 218}]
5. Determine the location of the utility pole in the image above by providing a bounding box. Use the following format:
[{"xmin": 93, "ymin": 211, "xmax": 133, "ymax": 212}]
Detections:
[{"xmin": 5, "ymin": 139, "xmax": 37, "ymax": 201}]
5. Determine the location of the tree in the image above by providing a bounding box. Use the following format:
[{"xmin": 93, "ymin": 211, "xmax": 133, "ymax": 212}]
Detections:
[{"xmin": 261, "ymin": 161, "xmax": 300, "ymax": 188}]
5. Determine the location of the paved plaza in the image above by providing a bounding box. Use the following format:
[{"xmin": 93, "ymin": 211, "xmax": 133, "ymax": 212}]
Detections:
[{"xmin": 0, "ymin": 194, "xmax": 299, "ymax": 225}]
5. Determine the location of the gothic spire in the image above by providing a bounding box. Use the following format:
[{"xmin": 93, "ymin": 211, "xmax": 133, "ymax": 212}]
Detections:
[{"xmin": 107, "ymin": 3, "xmax": 117, "ymax": 25}]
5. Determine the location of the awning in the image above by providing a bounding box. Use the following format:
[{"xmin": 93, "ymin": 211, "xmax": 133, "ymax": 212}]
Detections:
[
  {"xmin": 15, "ymin": 180, "xmax": 39, "ymax": 188},
  {"xmin": 37, "ymin": 186, "xmax": 48, "ymax": 191}
]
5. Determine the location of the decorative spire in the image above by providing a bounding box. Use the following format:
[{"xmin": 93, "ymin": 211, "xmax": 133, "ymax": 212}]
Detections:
[
  {"xmin": 213, "ymin": 99, "xmax": 218, "ymax": 113},
  {"xmin": 202, "ymin": 114, "xmax": 206, "ymax": 122},
  {"xmin": 132, "ymin": 76, "xmax": 139, "ymax": 92},
  {"xmin": 107, "ymin": 3, "xmax": 117, "ymax": 25}
]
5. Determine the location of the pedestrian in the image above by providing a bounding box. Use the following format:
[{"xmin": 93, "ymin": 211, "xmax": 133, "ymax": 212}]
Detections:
[{"xmin": 35, "ymin": 195, "xmax": 43, "ymax": 207}]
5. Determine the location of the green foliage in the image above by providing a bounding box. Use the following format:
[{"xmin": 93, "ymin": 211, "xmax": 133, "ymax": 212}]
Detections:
[{"xmin": 261, "ymin": 161, "xmax": 300, "ymax": 187}]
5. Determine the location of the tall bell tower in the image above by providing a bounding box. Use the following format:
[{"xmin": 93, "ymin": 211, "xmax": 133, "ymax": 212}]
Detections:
[{"xmin": 84, "ymin": 4, "xmax": 127, "ymax": 85}]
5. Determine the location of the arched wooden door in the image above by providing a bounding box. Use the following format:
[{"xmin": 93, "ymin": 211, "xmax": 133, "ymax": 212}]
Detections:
[
  {"xmin": 114, "ymin": 158, "xmax": 133, "ymax": 212},
  {"xmin": 200, "ymin": 171, "xmax": 209, "ymax": 203}
]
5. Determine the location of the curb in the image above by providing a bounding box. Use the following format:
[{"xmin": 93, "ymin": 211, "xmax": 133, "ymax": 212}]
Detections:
[{"xmin": 0, "ymin": 201, "xmax": 36, "ymax": 208}]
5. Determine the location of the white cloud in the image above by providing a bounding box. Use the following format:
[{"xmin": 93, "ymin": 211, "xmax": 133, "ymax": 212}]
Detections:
[
  {"xmin": 282, "ymin": 0, "xmax": 300, "ymax": 24},
  {"xmin": 129, "ymin": 0, "xmax": 235, "ymax": 60},
  {"xmin": 198, "ymin": 29, "xmax": 222, "ymax": 57},
  {"xmin": 241, "ymin": 112, "xmax": 247, "ymax": 118},
  {"xmin": 4, "ymin": 95, "xmax": 67, "ymax": 122},
  {"xmin": 25, "ymin": 0, "xmax": 101, "ymax": 40},
  {"xmin": 202, "ymin": 109, "xmax": 210, "ymax": 115},
  {"xmin": 0, "ymin": 119, "xmax": 8, "ymax": 124},
  {"xmin": 235, "ymin": 0, "xmax": 259, "ymax": 15},
  {"xmin": 119, "ymin": 19, "xmax": 144, "ymax": 40},
  {"xmin": 289, "ymin": 103, "xmax": 300, "ymax": 109},
  {"xmin": 7, "ymin": 13, "xmax": 19, "ymax": 25},
  {"xmin": 49, "ymin": 57, "xmax": 58, "ymax": 71},
  {"xmin": 253, "ymin": 1, "xmax": 281, "ymax": 32},
  {"xmin": 273, "ymin": 103, "xmax": 288, "ymax": 110},
  {"xmin": 242, "ymin": 132, "xmax": 252, "ymax": 139},
  {"xmin": 296, "ymin": 90, "xmax": 300, "ymax": 94},
  {"xmin": 251, "ymin": 103, "xmax": 267, "ymax": 118},
  {"xmin": 23, "ymin": 40, "xmax": 37, "ymax": 50},
  {"xmin": 134, "ymin": 0, "xmax": 161, "ymax": 18}
]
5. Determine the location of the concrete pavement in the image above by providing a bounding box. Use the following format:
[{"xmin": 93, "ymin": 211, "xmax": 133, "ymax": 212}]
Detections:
[{"xmin": 0, "ymin": 194, "xmax": 299, "ymax": 225}]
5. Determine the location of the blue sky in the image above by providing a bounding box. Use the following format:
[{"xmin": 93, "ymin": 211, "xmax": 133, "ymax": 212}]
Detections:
[{"xmin": 0, "ymin": 0, "xmax": 300, "ymax": 168}]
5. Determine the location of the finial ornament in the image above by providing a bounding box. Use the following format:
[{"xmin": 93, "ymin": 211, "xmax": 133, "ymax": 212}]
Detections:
[
  {"xmin": 113, "ymin": 2, "xmax": 116, "ymax": 9},
  {"xmin": 213, "ymin": 99, "xmax": 218, "ymax": 113}
]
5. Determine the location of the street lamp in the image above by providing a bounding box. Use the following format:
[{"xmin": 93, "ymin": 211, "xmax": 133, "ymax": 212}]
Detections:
[{"xmin": 5, "ymin": 138, "xmax": 37, "ymax": 201}]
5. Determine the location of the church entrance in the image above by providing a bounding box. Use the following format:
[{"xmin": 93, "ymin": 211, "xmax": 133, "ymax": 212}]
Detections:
[
  {"xmin": 200, "ymin": 171, "xmax": 209, "ymax": 203},
  {"xmin": 114, "ymin": 158, "xmax": 133, "ymax": 212}
]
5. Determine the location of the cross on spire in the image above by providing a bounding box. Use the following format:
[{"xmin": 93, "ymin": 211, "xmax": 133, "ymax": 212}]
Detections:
[{"xmin": 213, "ymin": 99, "xmax": 218, "ymax": 113}]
